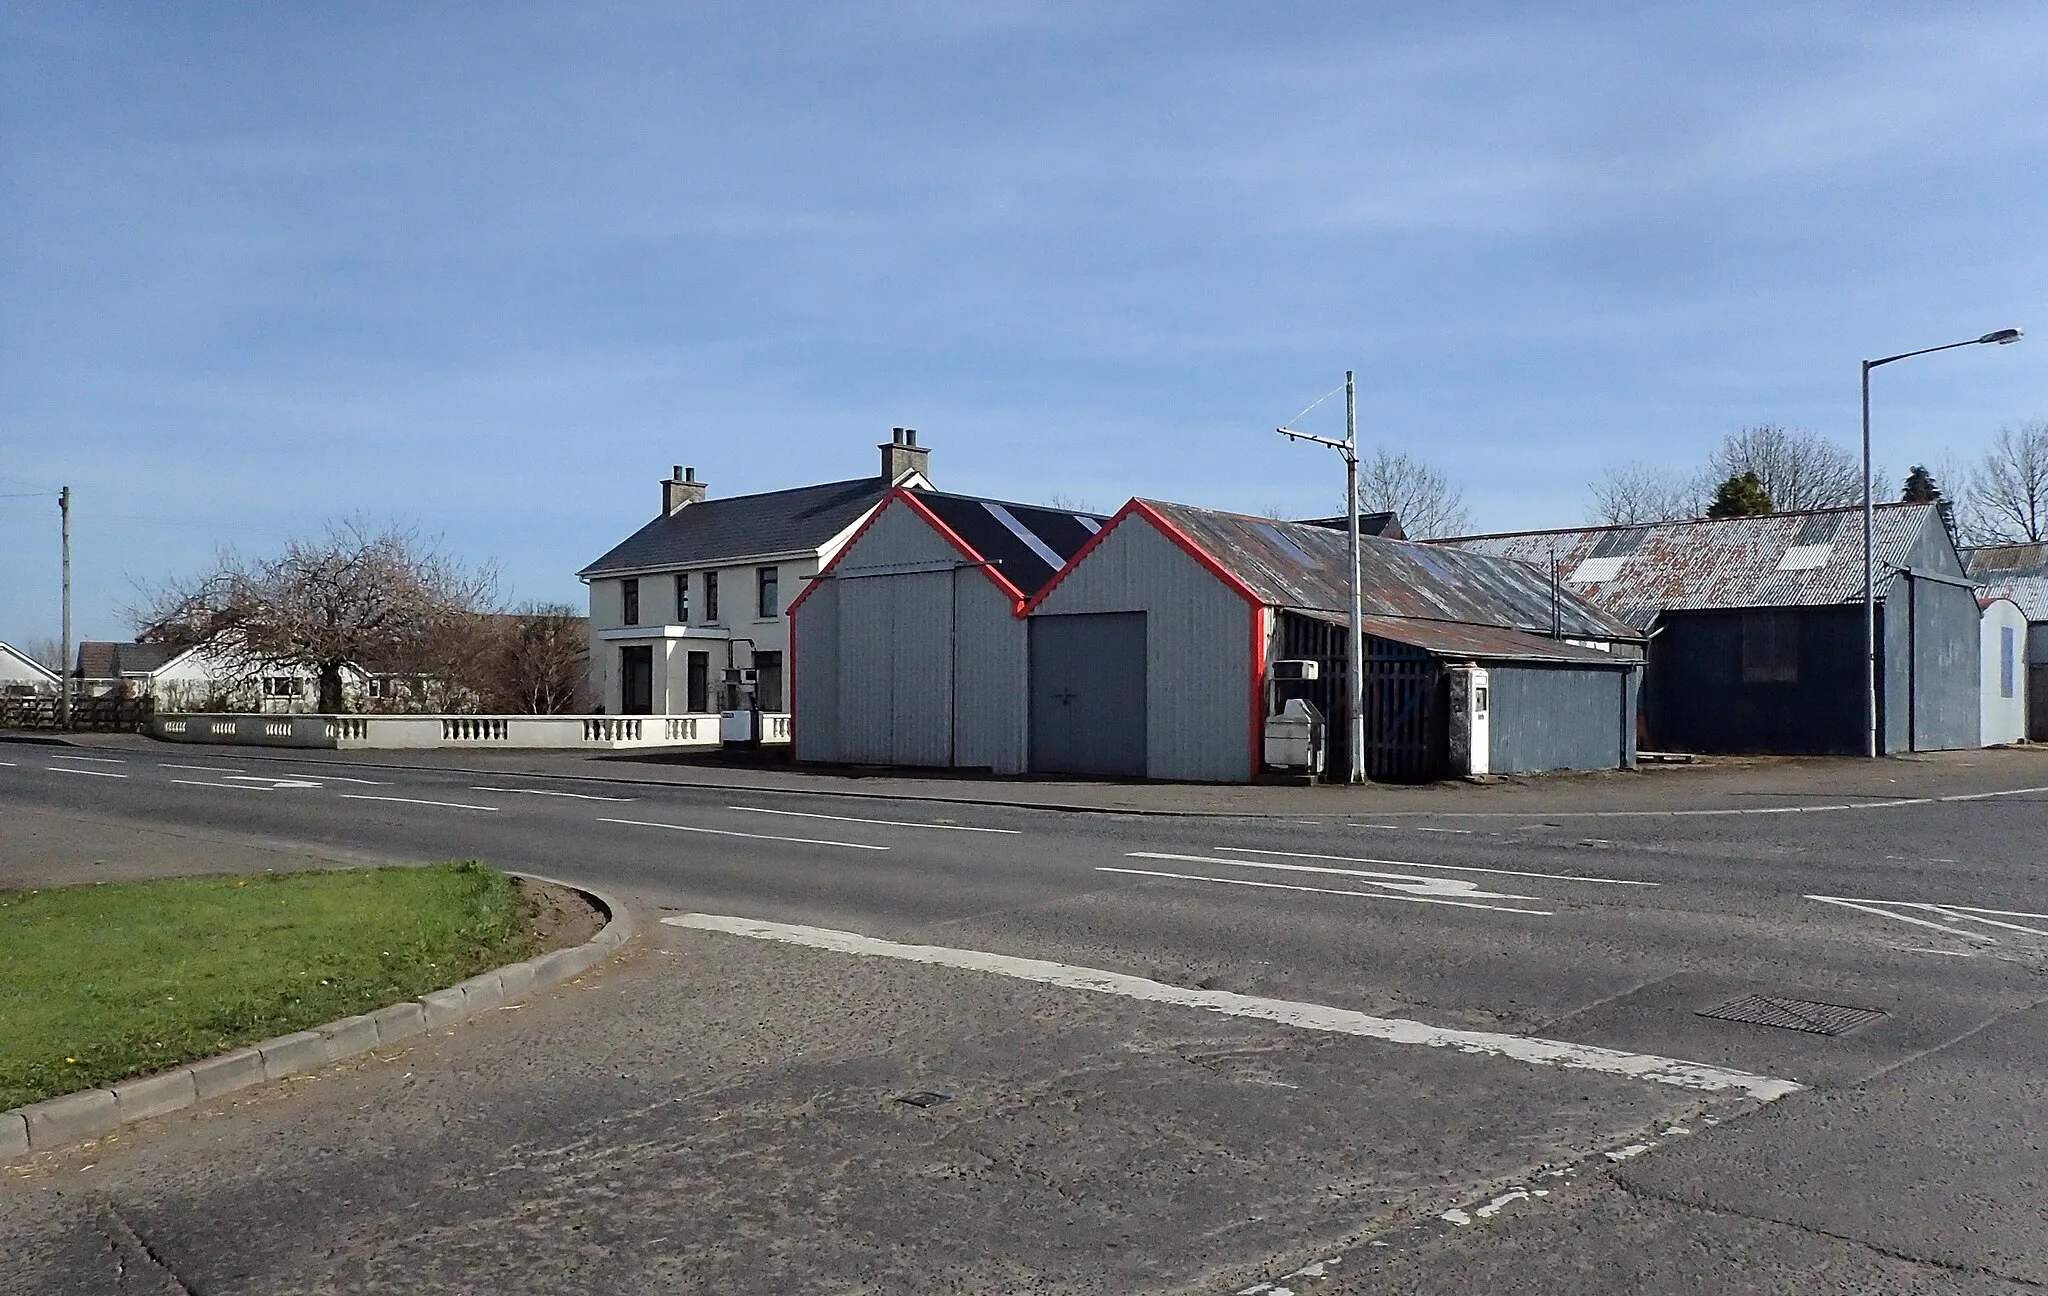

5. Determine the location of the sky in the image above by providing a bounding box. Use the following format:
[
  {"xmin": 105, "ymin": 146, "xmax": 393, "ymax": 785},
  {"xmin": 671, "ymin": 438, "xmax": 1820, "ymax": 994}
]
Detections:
[{"xmin": 4, "ymin": 2, "xmax": 2046, "ymax": 649}]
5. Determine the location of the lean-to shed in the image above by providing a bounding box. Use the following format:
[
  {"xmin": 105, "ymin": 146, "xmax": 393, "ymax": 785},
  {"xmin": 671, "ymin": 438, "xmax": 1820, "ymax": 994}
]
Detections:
[
  {"xmin": 789, "ymin": 488, "xmax": 1105, "ymax": 772},
  {"xmin": 1023, "ymin": 500, "xmax": 1643, "ymax": 782},
  {"xmin": 1966, "ymin": 542, "xmax": 2048, "ymax": 740},
  {"xmin": 1980, "ymin": 597, "xmax": 2030, "ymax": 746},
  {"xmin": 1443, "ymin": 503, "xmax": 1981, "ymax": 754}
]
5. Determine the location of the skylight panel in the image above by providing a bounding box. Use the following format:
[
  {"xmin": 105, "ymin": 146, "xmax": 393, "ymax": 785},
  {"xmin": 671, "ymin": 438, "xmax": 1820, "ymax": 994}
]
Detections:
[
  {"xmin": 1776, "ymin": 544, "xmax": 1833, "ymax": 572},
  {"xmin": 1569, "ymin": 556, "xmax": 1628, "ymax": 583},
  {"xmin": 1255, "ymin": 522, "xmax": 1321, "ymax": 568}
]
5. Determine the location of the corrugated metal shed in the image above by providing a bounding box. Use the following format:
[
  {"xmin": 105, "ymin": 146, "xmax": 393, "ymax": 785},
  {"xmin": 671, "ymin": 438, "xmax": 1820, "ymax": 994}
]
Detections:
[
  {"xmin": 1967, "ymin": 543, "xmax": 2048, "ymax": 621},
  {"xmin": 1295, "ymin": 610, "xmax": 1632, "ymax": 665},
  {"xmin": 1441, "ymin": 503, "xmax": 1946, "ymax": 622},
  {"xmin": 1135, "ymin": 500, "xmax": 1640, "ymax": 643}
]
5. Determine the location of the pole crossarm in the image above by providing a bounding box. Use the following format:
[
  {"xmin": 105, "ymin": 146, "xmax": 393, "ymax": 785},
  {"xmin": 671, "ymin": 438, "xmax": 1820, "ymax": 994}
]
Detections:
[{"xmin": 1276, "ymin": 427, "xmax": 1353, "ymax": 455}]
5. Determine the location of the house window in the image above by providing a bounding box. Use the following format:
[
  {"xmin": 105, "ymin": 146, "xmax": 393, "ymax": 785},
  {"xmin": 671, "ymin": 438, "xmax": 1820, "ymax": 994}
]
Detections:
[
  {"xmin": 2002, "ymin": 626, "xmax": 2018, "ymax": 699},
  {"xmin": 621, "ymin": 578, "xmax": 640, "ymax": 627},
  {"xmin": 757, "ymin": 566, "xmax": 780, "ymax": 619},
  {"xmin": 755, "ymin": 651, "xmax": 783, "ymax": 711},
  {"xmin": 676, "ymin": 572, "xmax": 690, "ymax": 624},
  {"xmin": 704, "ymin": 571, "xmax": 720, "ymax": 623},
  {"xmin": 687, "ymin": 651, "xmax": 710, "ymax": 714},
  {"xmin": 262, "ymin": 677, "xmax": 303, "ymax": 698},
  {"xmin": 1741, "ymin": 610, "xmax": 1799, "ymax": 683}
]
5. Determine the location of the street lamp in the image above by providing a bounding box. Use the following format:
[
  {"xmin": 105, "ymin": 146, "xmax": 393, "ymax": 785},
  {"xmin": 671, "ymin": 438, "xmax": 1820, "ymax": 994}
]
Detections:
[
  {"xmin": 1860, "ymin": 328, "xmax": 2022, "ymax": 758},
  {"xmin": 1278, "ymin": 371, "xmax": 1367, "ymax": 784}
]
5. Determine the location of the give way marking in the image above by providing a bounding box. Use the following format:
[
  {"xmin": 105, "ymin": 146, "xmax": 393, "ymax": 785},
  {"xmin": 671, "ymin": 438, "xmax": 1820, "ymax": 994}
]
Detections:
[
  {"xmin": 1808, "ymin": 895, "xmax": 2048, "ymax": 947},
  {"xmin": 662, "ymin": 913, "xmax": 1802, "ymax": 1102}
]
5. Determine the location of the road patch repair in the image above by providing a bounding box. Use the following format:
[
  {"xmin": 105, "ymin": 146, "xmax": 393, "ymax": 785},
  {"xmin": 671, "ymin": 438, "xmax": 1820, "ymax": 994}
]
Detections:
[{"xmin": 2, "ymin": 867, "xmax": 626, "ymax": 1162}]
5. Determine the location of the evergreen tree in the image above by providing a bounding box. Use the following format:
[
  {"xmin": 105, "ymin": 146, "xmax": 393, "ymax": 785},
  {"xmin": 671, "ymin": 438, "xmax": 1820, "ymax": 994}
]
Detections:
[
  {"xmin": 1901, "ymin": 465, "xmax": 1941, "ymax": 503},
  {"xmin": 1706, "ymin": 471, "xmax": 1773, "ymax": 519}
]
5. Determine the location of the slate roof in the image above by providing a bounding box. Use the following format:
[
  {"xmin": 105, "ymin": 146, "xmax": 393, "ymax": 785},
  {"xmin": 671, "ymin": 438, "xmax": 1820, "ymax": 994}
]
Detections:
[
  {"xmin": 580, "ymin": 477, "xmax": 898, "ymax": 577},
  {"xmin": 1966, "ymin": 542, "xmax": 2048, "ymax": 621},
  {"xmin": 1136, "ymin": 500, "xmax": 1640, "ymax": 643},
  {"xmin": 914, "ymin": 492, "xmax": 1107, "ymax": 601},
  {"xmin": 1438, "ymin": 503, "xmax": 1948, "ymax": 626},
  {"xmin": 74, "ymin": 641, "xmax": 180, "ymax": 679}
]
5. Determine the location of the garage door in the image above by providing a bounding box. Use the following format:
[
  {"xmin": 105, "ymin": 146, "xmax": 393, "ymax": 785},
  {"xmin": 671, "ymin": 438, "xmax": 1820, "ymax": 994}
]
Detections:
[
  {"xmin": 1030, "ymin": 612, "xmax": 1146, "ymax": 777},
  {"xmin": 836, "ymin": 570, "xmax": 955, "ymax": 767}
]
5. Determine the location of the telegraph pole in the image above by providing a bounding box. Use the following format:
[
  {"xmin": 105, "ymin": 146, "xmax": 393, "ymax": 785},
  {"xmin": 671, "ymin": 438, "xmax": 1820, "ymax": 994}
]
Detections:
[
  {"xmin": 59, "ymin": 485, "xmax": 73, "ymax": 729},
  {"xmin": 1278, "ymin": 372, "xmax": 1368, "ymax": 784}
]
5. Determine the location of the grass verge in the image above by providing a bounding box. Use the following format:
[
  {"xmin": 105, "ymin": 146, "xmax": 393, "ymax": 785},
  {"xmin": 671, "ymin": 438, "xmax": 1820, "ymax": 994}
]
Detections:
[{"xmin": 0, "ymin": 862, "xmax": 549, "ymax": 1110}]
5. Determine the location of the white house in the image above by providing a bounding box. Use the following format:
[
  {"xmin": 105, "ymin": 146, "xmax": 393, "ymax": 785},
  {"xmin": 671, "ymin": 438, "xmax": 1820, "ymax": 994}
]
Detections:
[
  {"xmin": 0, "ymin": 640, "xmax": 59, "ymax": 696},
  {"xmin": 75, "ymin": 639, "xmax": 326, "ymax": 713},
  {"xmin": 576, "ymin": 430, "xmax": 934, "ymax": 720}
]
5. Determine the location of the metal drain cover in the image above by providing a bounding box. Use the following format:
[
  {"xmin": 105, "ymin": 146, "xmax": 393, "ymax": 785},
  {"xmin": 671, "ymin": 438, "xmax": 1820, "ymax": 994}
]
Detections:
[{"xmin": 1697, "ymin": 994, "xmax": 1885, "ymax": 1036}]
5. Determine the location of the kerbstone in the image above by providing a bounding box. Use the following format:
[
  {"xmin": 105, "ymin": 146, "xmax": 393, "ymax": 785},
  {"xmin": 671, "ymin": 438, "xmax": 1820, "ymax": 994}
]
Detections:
[
  {"xmin": 22, "ymin": 1088, "xmax": 118, "ymax": 1148},
  {"xmin": 496, "ymin": 961, "xmax": 536, "ymax": 1000},
  {"xmin": 317, "ymin": 1014, "xmax": 380, "ymax": 1057},
  {"xmin": 112, "ymin": 1069, "xmax": 197, "ymax": 1123},
  {"xmin": 1, "ymin": 1111, "xmax": 27, "ymax": 1160},
  {"xmin": 420, "ymin": 987, "xmax": 469, "ymax": 1028},
  {"xmin": 258, "ymin": 1030, "xmax": 331, "ymax": 1081},
  {"xmin": 453, "ymin": 973, "xmax": 506, "ymax": 1015},
  {"xmin": 370, "ymin": 1001, "xmax": 427, "ymax": 1045},
  {"xmin": 188, "ymin": 1047, "xmax": 264, "ymax": 1099}
]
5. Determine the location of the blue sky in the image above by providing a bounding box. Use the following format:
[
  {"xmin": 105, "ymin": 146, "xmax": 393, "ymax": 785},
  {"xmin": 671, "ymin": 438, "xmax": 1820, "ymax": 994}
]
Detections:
[{"xmin": 4, "ymin": 3, "xmax": 2046, "ymax": 647}]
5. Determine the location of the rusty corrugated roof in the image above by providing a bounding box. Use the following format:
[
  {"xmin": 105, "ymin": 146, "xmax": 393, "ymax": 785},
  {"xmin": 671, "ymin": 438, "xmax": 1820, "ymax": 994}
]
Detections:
[
  {"xmin": 1437, "ymin": 504, "xmax": 1946, "ymax": 622},
  {"xmin": 1294, "ymin": 610, "xmax": 1635, "ymax": 665},
  {"xmin": 1140, "ymin": 500, "xmax": 1640, "ymax": 642},
  {"xmin": 1966, "ymin": 543, "xmax": 2048, "ymax": 621}
]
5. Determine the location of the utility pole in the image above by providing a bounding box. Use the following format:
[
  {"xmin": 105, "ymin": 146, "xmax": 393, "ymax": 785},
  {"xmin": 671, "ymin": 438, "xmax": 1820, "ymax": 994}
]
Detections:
[
  {"xmin": 59, "ymin": 485, "xmax": 72, "ymax": 730},
  {"xmin": 1278, "ymin": 371, "xmax": 1367, "ymax": 785}
]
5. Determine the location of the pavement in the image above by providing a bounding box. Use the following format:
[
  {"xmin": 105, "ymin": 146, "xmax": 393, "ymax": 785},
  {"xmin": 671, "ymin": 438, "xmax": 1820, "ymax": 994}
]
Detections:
[{"xmin": 1, "ymin": 738, "xmax": 2044, "ymax": 1293}]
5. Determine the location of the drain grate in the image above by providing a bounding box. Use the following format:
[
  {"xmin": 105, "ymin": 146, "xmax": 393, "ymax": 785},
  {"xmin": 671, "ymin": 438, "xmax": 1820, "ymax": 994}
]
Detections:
[{"xmin": 1697, "ymin": 994, "xmax": 1885, "ymax": 1037}]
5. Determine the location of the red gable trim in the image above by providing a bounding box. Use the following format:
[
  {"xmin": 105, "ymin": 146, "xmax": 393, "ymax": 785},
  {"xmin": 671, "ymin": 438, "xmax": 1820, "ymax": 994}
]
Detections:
[
  {"xmin": 1018, "ymin": 499, "xmax": 1141, "ymax": 617},
  {"xmin": 785, "ymin": 486, "xmax": 1031, "ymax": 619},
  {"xmin": 1022, "ymin": 499, "xmax": 1269, "ymax": 617}
]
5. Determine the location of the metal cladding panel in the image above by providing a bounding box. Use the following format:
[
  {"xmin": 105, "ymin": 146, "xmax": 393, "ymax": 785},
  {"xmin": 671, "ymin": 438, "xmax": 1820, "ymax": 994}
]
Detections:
[
  {"xmin": 1486, "ymin": 666, "xmax": 1628, "ymax": 773},
  {"xmin": 1446, "ymin": 504, "xmax": 1948, "ymax": 623},
  {"xmin": 836, "ymin": 575, "xmax": 896, "ymax": 764},
  {"xmin": 1904, "ymin": 576, "xmax": 1980, "ymax": 752},
  {"xmin": 838, "ymin": 500, "xmax": 965, "ymax": 572},
  {"xmin": 1034, "ymin": 517, "xmax": 1252, "ymax": 781},
  {"xmin": 792, "ymin": 580, "xmax": 839, "ymax": 760},
  {"xmin": 1981, "ymin": 600, "xmax": 2030, "ymax": 746},
  {"xmin": 1029, "ymin": 613, "xmax": 1148, "ymax": 777},
  {"xmin": 889, "ymin": 571, "xmax": 955, "ymax": 766},
  {"xmin": 952, "ymin": 571, "xmax": 1029, "ymax": 773},
  {"xmin": 1647, "ymin": 607, "xmax": 1868, "ymax": 755}
]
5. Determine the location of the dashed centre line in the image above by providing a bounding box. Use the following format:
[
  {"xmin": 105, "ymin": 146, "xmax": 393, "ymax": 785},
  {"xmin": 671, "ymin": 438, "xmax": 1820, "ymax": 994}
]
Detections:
[
  {"xmin": 160, "ymin": 763, "xmax": 245, "ymax": 774},
  {"xmin": 49, "ymin": 766, "xmax": 126, "ymax": 778},
  {"xmin": 662, "ymin": 913, "xmax": 1802, "ymax": 1102},
  {"xmin": 726, "ymin": 805, "xmax": 1021, "ymax": 834},
  {"xmin": 600, "ymin": 817, "xmax": 889, "ymax": 851},
  {"xmin": 1214, "ymin": 846, "xmax": 1659, "ymax": 887},
  {"xmin": 50, "ymin": 755, "xmax": 127, "ymax": 765},
  {"xmin": 339, "ymin": 793, "xmax": 498, "ymax": 812},
  {"xmin": 471, "ymin": 787, "xmax": 638, "ymax": 802}
]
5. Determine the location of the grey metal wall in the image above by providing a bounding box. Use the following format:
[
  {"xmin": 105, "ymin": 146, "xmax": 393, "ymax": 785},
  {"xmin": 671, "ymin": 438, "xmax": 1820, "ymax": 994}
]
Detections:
[
  {"xmin": 1031, "ymin": 516, "xmax": 1255, "ymax": 782},
  {"xmin": 1487, "ymin": 665, "xmax": 1636, "ymax": 774},
  {"xmin": 790, "ymin": 503, "xmax": 1030, "ymax": 772},
  {"xmin": 1646, "ymin": 606, "xmax": 1867, "ymax": 755},
  {"xmin": 1883, "ymin": 573, "xmax": 1979, "ymax": 752},
  {"xmin": 1029, "ymin": 613, "xmax": 1148, "ymax": 776}
]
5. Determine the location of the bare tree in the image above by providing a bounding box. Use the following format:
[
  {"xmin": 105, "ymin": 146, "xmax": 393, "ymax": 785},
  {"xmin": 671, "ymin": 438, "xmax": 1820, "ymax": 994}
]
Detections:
[
  {"xmin": 1964, "ymin": 419, "xmax": 2048, "ymax": 543},
  {"xmin": 1355, "ymin": 446, "xmax": 1471, "ymax": 539},
  {"xmin": 474, "ymin": 603, "xmax": 589, "ymax": 715},
  {"xmin": 24, "ymin": 638, "xmax": 66, "ymax": 673},
  {"xmin": 138, "ymin": 519, "xmax": 497, "ymax": 713},
  {"xmin": 1587, "ymin": 462, "xmax": 1700, "ymax": 526},
  {"xmin": 1705, "ymin": 425, "xmax": 1864, "ymax": 512}
]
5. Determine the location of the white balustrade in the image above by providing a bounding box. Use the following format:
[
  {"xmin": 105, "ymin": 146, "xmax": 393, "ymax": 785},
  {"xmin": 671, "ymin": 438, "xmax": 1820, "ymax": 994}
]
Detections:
[{"xmin": 153, "ymin": 712, "xmax": 723, "ymax": 751}]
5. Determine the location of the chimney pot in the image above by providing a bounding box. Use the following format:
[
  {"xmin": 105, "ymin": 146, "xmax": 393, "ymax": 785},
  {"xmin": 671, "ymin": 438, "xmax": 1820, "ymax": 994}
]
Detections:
[
  {"xmin": 686, "ymin": 466, "xmax": 697, "ymax": 483},
  {"xmin": 906, "ymin": 428, "xmax": 918, "ymax": 447},
  {"xmin": 673, "ymin": 465, "xmax": 684, "ymax": 481}
]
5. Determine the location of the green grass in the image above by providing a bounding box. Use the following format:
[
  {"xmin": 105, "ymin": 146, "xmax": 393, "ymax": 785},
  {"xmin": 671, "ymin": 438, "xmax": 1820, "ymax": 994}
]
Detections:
[{"xmin": 0, "ymin": 863, "xmax": 543, "ymax": 1110}]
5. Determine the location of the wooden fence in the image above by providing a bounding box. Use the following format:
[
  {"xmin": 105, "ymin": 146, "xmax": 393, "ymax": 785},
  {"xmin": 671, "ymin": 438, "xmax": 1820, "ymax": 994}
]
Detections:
[{"xmin": 0, "ymin": 695, "xmax": 153, "ymax": 732}]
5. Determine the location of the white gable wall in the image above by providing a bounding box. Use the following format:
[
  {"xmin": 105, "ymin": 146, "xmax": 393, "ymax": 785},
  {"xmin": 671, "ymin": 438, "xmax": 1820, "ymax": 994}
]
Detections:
[{"xmin": 1981, "ymin": 599, "xmax": 2030, "ymax": 746}]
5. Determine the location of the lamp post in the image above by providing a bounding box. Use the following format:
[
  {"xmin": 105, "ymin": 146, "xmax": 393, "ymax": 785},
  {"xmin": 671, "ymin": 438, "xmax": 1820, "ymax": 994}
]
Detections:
[
  {"xmin": 1860, "ymin": 328, "xmax": 2021, "ymax": 758},
  {"xmin": 1278, "ymin": 371, "xmax": 1367, "ymax": 784}
]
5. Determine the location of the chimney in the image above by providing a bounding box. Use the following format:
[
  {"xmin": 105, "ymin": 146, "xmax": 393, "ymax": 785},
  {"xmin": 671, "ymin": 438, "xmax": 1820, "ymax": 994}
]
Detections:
[
  {"xmin": 879, "ymin": 427, "xmax": 931, "ymax": 484},
  {"xmin": 662, "ymin": 465, "xmax": 707, "ymax": 516}
]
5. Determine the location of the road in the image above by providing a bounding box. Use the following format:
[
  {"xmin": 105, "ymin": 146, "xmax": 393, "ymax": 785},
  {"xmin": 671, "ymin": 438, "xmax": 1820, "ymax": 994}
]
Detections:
[{"xmin": 1, "ymin": 742, "xmax": 2045, "ymax": 1293}]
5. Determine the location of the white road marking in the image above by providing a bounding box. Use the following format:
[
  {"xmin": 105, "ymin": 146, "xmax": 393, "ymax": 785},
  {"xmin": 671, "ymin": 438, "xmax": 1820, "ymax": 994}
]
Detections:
[
  {"xmin": 159, "ymin": 763, "xmax": 245, "ymax": 774},
  {"xmin": 599, "ymin": 816, "xmax": 889, "ymax": 851},
  {"xmin": 727, "ymin": 805, "xmax": 1021, "ymax": 834},
  {"xmin": 1368, "ymin": 783, "xmax": 2048, "ymax": 821},
  {"xmin": 49, "ymin": 766, "xmax": 126, "ymax": 778},
  {"xmin": 471, "ymin": 787, "xmax": 638, "ymax": 802},
  {"xmin": 0, "ymin": 760, "xmax": 15, "ymax": 767},
  {"xmin": 316, "ymin": 775, "xmax": 389, "ymax": 785},
  {"xmin": 1359, "ymin": 823, "xmax": 1476, "ymax": 835},
  {"xmin": 661, "ymin": 913, "xmax": 1803, "ymax": 1101},
  {"xmin": 171, "ymin": 779, "xmax": 272, "ymax": 791},
  {"xmin": 49, "ymin": 755, "xmax": 126, "ymax": 764},
  {"xmin": 1129, "ymin": 852, "xmax": 1544, "ymax": 903},
  {"xmin": 1209, "ymin": 846, "xmax": 1659, "ymax": 887},
  {"xmin": 1807, "ymin": 896, "xmax": 1998, "ymax": 943},
  {"xmin": 1101, "ymin": 865, "xmax": 1553, "ymax": 915},
  {"xmin": 338, "ymin": 793, "xmax": 498, "ymax": 812},
  {"xmin": 222, "ymin": 775, "xmax": 324, "ymax": 788}
]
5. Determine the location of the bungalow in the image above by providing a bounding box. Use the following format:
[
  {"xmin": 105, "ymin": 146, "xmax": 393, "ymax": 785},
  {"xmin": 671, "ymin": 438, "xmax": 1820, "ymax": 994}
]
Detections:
[
  {"xmin": 1441, "ymin": 502, "xmax": 1983, "ymax": 754},
  {"xmin": 577, "ymin": 430, "xmax": 934, "ymax": 729},
  {"xmin": 0, "ymin": 640, "xmax": 59, "ymax": 696}
]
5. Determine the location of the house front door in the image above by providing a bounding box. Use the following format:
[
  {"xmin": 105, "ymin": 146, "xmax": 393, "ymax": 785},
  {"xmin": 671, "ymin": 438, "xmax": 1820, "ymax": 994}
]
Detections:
[{"xmin": 619, "ymin": 645, "xmax": 654, "ymax": 715}]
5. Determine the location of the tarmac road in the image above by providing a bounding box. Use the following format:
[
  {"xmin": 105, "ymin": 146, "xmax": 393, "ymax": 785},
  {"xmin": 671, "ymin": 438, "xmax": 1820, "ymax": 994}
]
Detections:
[{"xmin": 1, "ymin": 742, "xmax": 2044, "ymax": 1293}]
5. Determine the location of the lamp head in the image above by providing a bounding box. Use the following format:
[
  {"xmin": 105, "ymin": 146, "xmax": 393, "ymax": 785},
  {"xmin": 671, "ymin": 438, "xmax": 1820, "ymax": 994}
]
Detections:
[{"xmin": 1978, "ymin": 328, "xmax": 2023, "ymax": 345}]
